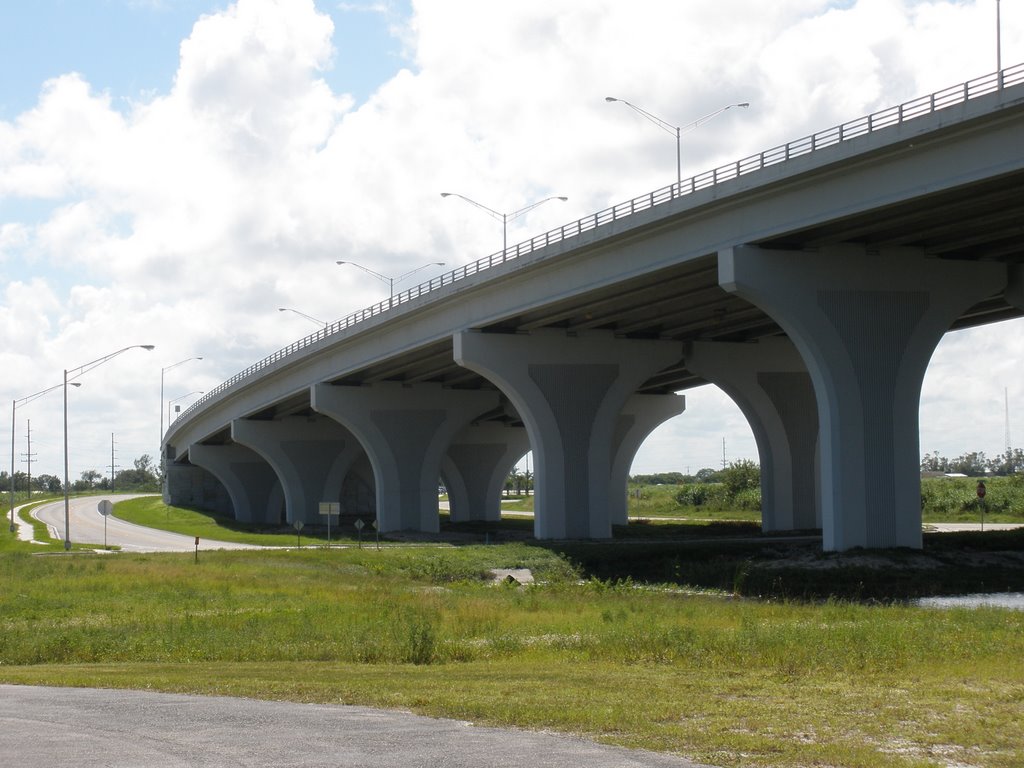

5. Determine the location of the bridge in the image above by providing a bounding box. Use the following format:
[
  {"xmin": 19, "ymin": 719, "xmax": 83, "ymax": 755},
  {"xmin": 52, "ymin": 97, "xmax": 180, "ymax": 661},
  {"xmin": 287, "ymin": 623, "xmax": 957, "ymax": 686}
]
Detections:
[{"xmin": 164, "ymin": 65, "xmax": 1024, "ymax": 551}]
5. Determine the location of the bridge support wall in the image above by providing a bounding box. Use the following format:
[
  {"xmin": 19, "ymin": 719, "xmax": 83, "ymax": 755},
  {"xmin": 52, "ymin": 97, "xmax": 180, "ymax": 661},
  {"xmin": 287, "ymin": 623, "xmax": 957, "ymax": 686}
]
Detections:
[
  {"xmin": 687, "ymin": 338, "xmax": 820, "ymax": 531},
  {"xmin": 187, "ymin": 443, "xmax": 283, "ymax": 525},
  {"xmin": 454, "ymin": 329, "xmax": 682, "ymax": 539},
  {"xmin": 610, "ymin": 394, "xmax": 687, "ymax": 526},
  {"xmin": 442, "ymin": 422, "xmax": 531, "ymax": 523},
  {"xmin": 164, "ymin": 462, "xmax": 232, "ymax": 516},
  {"xmin": 720, "ymin": 244, "xmax": 1006, "ymax": 550},
  {"xmin": 231, "ymin": 415, "xmax": 363, "ymax": 525},
  {"xmin": 311, "ymin": 382, "xmax": 499, "ymax": 533}
]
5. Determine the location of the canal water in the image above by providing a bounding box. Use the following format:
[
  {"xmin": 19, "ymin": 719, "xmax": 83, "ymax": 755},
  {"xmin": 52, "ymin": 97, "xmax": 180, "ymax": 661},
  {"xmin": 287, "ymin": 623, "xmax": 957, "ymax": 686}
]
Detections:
[{"xmin": 916, "ymin": 593, "xmax": 1024, "ymax": 611}]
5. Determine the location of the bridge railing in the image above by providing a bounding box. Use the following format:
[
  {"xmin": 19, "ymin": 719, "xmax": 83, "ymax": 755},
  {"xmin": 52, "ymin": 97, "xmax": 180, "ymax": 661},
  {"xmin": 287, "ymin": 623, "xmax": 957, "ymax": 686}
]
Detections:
[{"xmin": 173, "ymin": 63, "xmax": 1024, "ymax": 430}]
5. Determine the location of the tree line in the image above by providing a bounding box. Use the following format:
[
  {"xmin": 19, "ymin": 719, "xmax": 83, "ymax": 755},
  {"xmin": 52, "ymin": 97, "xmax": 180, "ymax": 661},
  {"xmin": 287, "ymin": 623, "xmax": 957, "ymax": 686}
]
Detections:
[{"xmin": 0, "ymin": 454, "xmax": 160, "ymax": 495}]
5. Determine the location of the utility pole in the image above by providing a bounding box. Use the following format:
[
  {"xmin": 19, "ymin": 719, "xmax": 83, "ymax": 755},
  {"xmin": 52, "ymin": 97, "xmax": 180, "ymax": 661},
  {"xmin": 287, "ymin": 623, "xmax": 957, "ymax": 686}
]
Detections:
[
  {"xmin": 21, "ymin": 420, "xmax": 36, "ymax": 500},
  {"xmin": 110, "ymin": 433, "xmax": 118, "ymax": 492},
  {"xmin": 722, "ymin": 438, "xmax": 727, "ymax": 469}
]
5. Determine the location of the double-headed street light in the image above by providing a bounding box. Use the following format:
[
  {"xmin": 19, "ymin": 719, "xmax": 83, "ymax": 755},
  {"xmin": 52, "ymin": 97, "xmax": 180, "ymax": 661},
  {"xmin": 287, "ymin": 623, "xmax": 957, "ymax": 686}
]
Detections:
[
  {"xmin": 278, "ymin": 307, "xmax": 327, "ymax": 328},
  {"xmin": 440, "ymin": 193, "xmax": 568, "ymax": 253},
  {"xmin": 604, "ymin": 98, "xmax": 749, "ymax": 193},
  {"xmin": 64, "ymin": 344, "xmax": 154, "ymax": 550},
  {"xmin": 9, "ymin": 381, "xmax": 79, "ymax": 532},
  {"xmin": 336, "ymin": 261, "xmax": 446, "ymax": 304}
]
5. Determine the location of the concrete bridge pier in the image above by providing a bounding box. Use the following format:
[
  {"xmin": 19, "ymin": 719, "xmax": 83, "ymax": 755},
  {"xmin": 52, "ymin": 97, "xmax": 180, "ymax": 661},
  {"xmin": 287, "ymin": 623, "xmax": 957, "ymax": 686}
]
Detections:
[
  {"xmin": 163, "ymin": 461, "xmax": 232, "ymax": 516},
  {"xmin": 442, "ymin": 422, "xmax": 531, "ymax": 523},
  {"xmin": 686, "ymin": 337, "xmax": 820, "ymax": 532},
  {"xmin": 720, "ymin": 244, "xmax": 1006, "ymax": 550},
  {"xmin": 454, "ymin": 329, "xmax": 682, "ymax": 539},
  {"xmin": 609, "ymin": 394, "xmax": 687, "ymax": 526},
  {"xmin": 231, "ymin": 415, "xmax": 363, "ymax": 525},
  {"xmin": 186, "ymin": 442, "xmax": 284, "ymax": 525},
  {"xmin": 311, "ymin": 382, "xmax": 500, "ymax": 534}
]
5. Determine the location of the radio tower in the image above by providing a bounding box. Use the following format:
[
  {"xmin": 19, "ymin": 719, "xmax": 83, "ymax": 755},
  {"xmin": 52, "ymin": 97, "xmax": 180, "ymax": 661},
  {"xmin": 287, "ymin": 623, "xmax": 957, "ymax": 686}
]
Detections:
[{"xmin": 1006, "ymin": 387, "xmax": 1011, "ymax": 453}]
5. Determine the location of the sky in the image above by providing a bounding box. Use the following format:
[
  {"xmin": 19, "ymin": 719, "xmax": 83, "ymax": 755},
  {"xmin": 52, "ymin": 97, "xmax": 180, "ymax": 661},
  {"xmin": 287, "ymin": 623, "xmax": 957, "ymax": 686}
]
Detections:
[{"xmin": 1, "ymin": 0, "xmax": 1023, "ymax": 486}]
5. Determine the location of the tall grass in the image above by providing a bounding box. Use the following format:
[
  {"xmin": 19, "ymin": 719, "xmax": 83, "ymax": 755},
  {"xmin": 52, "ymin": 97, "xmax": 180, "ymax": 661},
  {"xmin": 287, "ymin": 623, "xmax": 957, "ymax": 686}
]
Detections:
[{"xmin": 1, "ymin": 545, "xmax": 1022, "ymax": 767}]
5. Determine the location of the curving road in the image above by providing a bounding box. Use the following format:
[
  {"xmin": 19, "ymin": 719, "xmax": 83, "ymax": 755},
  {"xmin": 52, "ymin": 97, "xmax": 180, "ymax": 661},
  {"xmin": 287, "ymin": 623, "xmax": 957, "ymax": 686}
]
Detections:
[{"xmin": 31, "ymin": 494, "xmax": 250, "ymax": 552}]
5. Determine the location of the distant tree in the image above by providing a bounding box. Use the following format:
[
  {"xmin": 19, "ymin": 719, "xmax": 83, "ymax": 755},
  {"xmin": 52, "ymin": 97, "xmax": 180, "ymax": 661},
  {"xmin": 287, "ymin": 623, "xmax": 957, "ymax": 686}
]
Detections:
[
  {"xmin": 987, "ymin": 448, "xmax": 1024, "ymax": 475},
  {"xmin": 920, "ymin": 452, "xmax": 949, "ymax": 473},
  {"xmin": 719, "ymin": 459, "xmax": 761, "ymax": 496},
  {"xmin": 32, "ymin": 474, "xmax": 62, "ymax": 493},
  {"xmin": 948, "ymin": 452, "xmax": 987, "ymax": 476},
  {"xmin": 694, "ymin": 467, "xmax": 721, "ymax": 483},
  {"xmin": 629, "ymin": 472, "xmax": 689, "ymax": 485},
  {"xmin": 113, "ymin": 455, "xmax": 159, "ymax": 491}
]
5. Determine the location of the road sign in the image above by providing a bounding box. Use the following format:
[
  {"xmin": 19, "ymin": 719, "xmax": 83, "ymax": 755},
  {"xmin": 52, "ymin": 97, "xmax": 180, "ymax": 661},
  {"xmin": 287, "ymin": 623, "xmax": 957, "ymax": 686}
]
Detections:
[
  {"xmin": 97, "ymin": 500, "xmax": 113, "ymax": 516},
  {"xmin": 318, "ymin": 502, "xmax": 340, "ymax": 516},
  {"xmin": 977, "ymin": 481, "xmax": 986, "ymax": 498}
]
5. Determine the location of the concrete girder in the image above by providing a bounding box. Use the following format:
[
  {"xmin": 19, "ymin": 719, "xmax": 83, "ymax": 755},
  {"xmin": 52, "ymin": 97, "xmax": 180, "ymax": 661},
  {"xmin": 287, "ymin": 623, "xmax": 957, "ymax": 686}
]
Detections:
[
  {"xmin": 454, "ymin": 329, "xmax": 683, "ymax": 539},
  {"xmin": 311, "ymin": 382, "xmax": 500, "ymax": 533},
  {"xmin": 686, "ymin": 337, "xmax": 820, "ymax": 532},
  {"xmin": 720, "ymin": 244, "xmax": 1006, "ymax": 551},
  {"xmin": 231, "ymin": 415, "xmax": 364, "ymax": 525}
]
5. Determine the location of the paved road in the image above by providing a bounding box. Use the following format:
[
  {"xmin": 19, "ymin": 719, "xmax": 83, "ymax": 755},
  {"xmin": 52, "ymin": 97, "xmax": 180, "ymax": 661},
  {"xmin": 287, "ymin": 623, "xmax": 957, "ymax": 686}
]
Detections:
[
  {"xmin": 0, "ymin": 685, "xmax": 714, "ymax": 768},
  {"xmin": 29, "ymin": 495, "xmax": 250, "ymax": 552}
]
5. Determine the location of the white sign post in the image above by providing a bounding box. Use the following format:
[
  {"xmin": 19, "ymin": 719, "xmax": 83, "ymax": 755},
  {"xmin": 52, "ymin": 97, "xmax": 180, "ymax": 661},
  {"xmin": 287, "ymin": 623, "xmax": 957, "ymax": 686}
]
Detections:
[{"xmin": 319, "ymin": 502, "xmax": 340, "ymax": 547}]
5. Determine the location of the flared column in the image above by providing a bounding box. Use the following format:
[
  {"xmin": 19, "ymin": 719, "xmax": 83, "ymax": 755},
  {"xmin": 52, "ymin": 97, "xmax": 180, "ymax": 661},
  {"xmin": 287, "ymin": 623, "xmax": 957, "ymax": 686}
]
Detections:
[
  {"xmin": 455, "ymin": 329, "xmax": 683, "ymax": 539},
  {"xmin": 687, "ymin": 337, "xmax": 820, "ymax": 531},
  {"xmin": 442, "ymin": 422, "xmax": 531, "ymax": 523},
  {"xmin": 609, "ymin": 394, "xmax": 686, "ymax": 526},
  {"xmin": 231, "ymin": 415, "xmax": 363, "ymax": 525},
  {"xmin": 187, "ymin": 442, "xmax": 283, "ymax": 525},
  {"xmin": 720, "ymin": 244, "xmax": 1005, "ymax": 550},
  {"xmin": 311, "ymin": 382, "xmax": 499, "ymax": 533}
]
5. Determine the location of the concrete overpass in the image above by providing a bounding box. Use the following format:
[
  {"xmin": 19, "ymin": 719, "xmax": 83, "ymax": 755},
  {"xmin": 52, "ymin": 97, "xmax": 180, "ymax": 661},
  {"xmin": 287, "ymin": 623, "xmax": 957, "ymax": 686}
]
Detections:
[{"xmin": 165, "ymin": 65, "xmax": 1024, "ymax": 551}]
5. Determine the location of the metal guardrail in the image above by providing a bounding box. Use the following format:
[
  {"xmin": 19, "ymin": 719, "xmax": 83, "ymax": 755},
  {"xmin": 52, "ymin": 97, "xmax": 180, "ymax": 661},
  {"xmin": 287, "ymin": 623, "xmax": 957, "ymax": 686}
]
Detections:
[{"xmin": 173, "ymin": 64, "xmax": 1024, "ymax": 430}]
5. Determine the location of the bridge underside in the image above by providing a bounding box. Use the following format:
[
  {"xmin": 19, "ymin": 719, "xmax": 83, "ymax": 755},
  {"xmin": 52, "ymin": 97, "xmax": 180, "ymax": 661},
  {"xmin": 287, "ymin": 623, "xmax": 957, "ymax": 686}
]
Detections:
[{"xmin": 166, "ymin": 90, "xmax": 1024, "ymax": 551}]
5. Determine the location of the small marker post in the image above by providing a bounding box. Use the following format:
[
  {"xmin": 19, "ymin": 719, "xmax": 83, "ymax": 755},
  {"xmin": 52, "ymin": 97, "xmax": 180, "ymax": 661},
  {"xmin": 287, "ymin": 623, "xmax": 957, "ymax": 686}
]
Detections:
[{"xmin": 194, "ymin": 536, "xmax": 199, "ymax": 563}]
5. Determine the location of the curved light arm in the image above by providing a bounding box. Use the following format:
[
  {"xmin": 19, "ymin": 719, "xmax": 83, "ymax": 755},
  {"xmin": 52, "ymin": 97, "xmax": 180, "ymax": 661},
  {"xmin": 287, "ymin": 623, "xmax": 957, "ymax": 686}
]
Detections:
[
  {"xmin": 69, "ymin": 344, "xmax": 155, "ymax": 382},
  {"xmin": 161, "ymin": 355, "xmax": 203, "ymax": 376},
  {"xmin": 507, "ymin": 195, "xmax": 569, "ymax": 223},
  {"xmin": 605, "ymin": 97, "xmax": 677, "ymax": 136},
  {"xmin": 337, "ymin": 260, "xmax": 446, "ymax": 298},
  {"xmin": 679, "ymin": 102, "xmax": 750, "ymax": 135},
  {"xmin": 440, "ymin": 192, "xmax": 504, "ymax": 222},
  {"xmin": 335, "ymin": 260, "xmax": 390, "ymax": 283},
  {"xmin": 278, "ymin": 308, "xmax": 327, "ymax": 328},
  {"xmin": 15, "ymin": 380, "xmax": 79, "ymax": 409}
]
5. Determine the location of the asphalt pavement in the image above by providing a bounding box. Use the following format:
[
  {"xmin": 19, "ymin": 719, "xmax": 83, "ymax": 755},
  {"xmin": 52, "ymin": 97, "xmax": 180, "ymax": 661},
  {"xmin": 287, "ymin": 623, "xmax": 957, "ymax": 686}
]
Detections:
[{"xmin": 0, "ymin": 685, "xmax": 716, "ymax": 768}]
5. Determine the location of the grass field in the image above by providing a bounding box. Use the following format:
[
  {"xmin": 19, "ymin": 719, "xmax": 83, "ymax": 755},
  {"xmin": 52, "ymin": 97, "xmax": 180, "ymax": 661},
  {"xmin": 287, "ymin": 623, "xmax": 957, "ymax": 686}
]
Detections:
[{"xmin": 3, "ymin": 497, "xmax": 1024, "ymax": 767}]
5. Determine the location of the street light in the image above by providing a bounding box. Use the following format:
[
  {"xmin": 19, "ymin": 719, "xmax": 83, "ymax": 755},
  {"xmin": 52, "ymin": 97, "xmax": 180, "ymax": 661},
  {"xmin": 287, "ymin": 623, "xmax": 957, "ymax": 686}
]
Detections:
[
  {"xmin": 64, "ymin": 344, "xmax": 154, "ymax": 550},
  {"xmin": 167, "ymin": 391, "xmax": 204, "ymax": 425},
  {"xmin": 604, "ymin": 98, "xmax": 749, "ymax": 193},
  {"xmin": 278, "ymin": 307, "xmax": 327, "ymax": 328},
  {"xmin": 440, "ymin": 193, "xmax": 568, "ymax": 252},
  {"xmin": 336, "ymin": 261, "xmax": 446, "ymax": 303},
  {"xmin": 9, "ymin": 381, "xmax": 79, "ymax": 532},
  {"xmin": 160, "ymin": 357, "xmax": 202, "ymax": 449}
]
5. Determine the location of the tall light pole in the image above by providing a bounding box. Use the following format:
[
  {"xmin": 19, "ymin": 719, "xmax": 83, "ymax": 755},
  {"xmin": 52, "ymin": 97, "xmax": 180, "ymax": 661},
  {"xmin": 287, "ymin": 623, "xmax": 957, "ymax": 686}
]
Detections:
[
  {"xmin": 167, "ymin": 391, "xmax": 204, "ymax": 426},
  {"xmin": 9, "ymin": 382, "xmax": 79, "ymax": 532},
  {"xmin": 997, "ymin": 0, "xmax": 1003, "ymax": 87},
  {"xmin": 336, "ymin": 261, "xmax": 446, "ymax": 305},
  {"xmin": 160, "ymin": 357, "xmax": 202, "ymax": 449},
  {"xmin": 277, "ymin": 307, "xmax": 328, "ymax": 328},
  {"xmin": 440, "ymin": 193, "xmax": 568, "ymax": 252},
  {"xmin": 604, "ymin": 98, "xmax": 749, "ymax": 194},
  {"xmin": 64, "ymin": 344, "xmax": 154, "ymax": 550}
]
